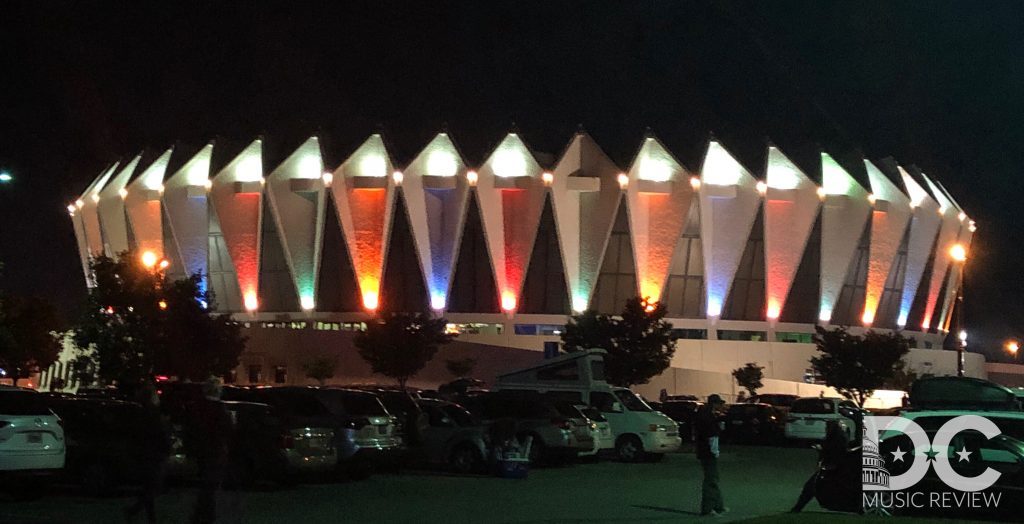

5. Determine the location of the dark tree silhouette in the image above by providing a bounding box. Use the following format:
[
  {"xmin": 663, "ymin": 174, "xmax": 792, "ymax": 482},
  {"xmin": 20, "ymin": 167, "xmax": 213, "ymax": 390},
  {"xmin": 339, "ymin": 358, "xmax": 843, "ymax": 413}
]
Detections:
[
  {"xmin": 355, "ymin": 312, "xmax": 455, "ymax": 389},
  {"xmin": 811, "ymin": 326, "xmax": 910, "ymax": 407},
  {"xmin": 0, "ymin": 294, "xmax": 62, "ymax": 386},
  {"xmin": 303, "ymin": 356, "xmax": 339, "ymax": 386},
  {"xmin": 732, "ymin": 362, "xmax": 765, "ymax": 397}
]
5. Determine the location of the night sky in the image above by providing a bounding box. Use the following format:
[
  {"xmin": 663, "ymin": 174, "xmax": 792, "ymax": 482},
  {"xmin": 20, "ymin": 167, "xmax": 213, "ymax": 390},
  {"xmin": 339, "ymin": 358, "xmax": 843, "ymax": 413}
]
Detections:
[{"xmin": 1, "ymin": 1, "xmax": 1021, "ymax": 361}]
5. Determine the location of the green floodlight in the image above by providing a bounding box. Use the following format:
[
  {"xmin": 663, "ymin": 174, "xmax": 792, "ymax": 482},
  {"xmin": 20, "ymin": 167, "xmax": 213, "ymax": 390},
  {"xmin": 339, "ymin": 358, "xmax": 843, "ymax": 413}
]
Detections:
[{"xmin": 0, "ymin": 172, "xmax": 11, "ymax": 183}]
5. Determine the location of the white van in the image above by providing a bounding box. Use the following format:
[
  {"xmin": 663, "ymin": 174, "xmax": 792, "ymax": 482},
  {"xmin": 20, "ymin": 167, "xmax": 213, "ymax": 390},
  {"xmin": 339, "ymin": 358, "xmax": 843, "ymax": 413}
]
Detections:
[{"xmin": 495, "ymin": 349, "xmax": 681, "ymax": 462}]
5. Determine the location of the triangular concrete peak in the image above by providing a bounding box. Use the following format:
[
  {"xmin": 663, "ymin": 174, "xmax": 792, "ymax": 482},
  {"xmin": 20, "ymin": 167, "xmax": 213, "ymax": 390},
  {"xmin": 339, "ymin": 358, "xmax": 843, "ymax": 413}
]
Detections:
[
  {"xmin": 211, "ymin": 139, "xmax": 264, "ymax": 311},
  {"xmin": 700, "ymin": 140, "xmax": 759, "ymax": 318},
  {"xmin": 331, "ymin": 134, "xmax": 397, "ymax": 311},
  {"xmin": 551, "ymin": 133, "xmax": 622, "ymax": 312},
  {"xmin": 896, "ymin": 165, "xmax": 942, "ymax": 328},
  {"xmin": 763, "ymin": 146, "xmax": 820, "ymax": 320},
  {"xmin": 125, "ymin": 148, "xmax": 173, "ymax": 263},
  {"xmin": 97, "ymin": 154, "xmax": 142, "ymax": 257},
  {"xmin": 163, "ymin": 143, "xmax": 213, "ymax": 286},
  {"xmin": 402, "ymin": 132, "xmax": 470, "ymax": 311},
  {"xmin": 818, "ymin": 152, "xmax": 872, "ymax": 324},
  {"xmin": 266, "ymin": 136, "xmax": 326, "ymax": 311},
  {"xmin": 861, "ymin": 159, "xmax": 913, "ymax": 325}
]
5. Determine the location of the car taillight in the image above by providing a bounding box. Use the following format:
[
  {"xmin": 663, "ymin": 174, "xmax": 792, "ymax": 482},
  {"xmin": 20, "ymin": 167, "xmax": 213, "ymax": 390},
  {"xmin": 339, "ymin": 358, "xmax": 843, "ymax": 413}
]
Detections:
[
  {"xmin": 278, "ymin": 435, "xmax": 295, "ymax": 449},
  {"xmin": 551, "ymin": 418, "xmax": 571, "ymax": 430}
]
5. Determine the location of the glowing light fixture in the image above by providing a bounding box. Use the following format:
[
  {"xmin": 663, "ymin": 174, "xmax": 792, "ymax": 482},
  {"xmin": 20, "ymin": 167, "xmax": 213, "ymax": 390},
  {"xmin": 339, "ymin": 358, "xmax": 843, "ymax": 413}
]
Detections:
[
  {"xmin": 392, "ymin": 171, "xmax": 404, "ymax": 185},
  {"xmin": 243, "ymin": 292, "xmax": 259, "ymax": 312},
  {"xmin": 1006, "ymin": 340, "xmax": 1019, "ymax": 354},
  {"xmin": 819, "ymin": 309, "xmax": 832, "ymax": 323},
  {"xmin": 756, "ymin": 181, "xmax": 768, "ymax": 195},
  {"xmin": 861, "ymin": 310, "xmax": 875, "ymax": 326},
  {"xmin": 203, "ymin": 179, "xmax": 212, "ymax": 190},
  {"xmin": 141, "ymin": 251, "xmax": 158, "ymax": 268},
  {"xmin": 616, "ymin": 173, "xmax": 629, "ymax": 190},
  {"xmin": 362, "ymin": 290, "xmax": 379, "ymax": 311},
  {"xmin": 493, "ymin": 148, "xmax": 527, "ymax": 178},
  {"xmin": 897, "ymin": 313, "xmax": 908, "ymax": 328},
  {"xmin": 300, "ymin": 155, "xmax": 323, "ymax": 179},
  {"xmin": 921, "ymin": 320, "xmax": 931, "ymax": 330},
  {"xmin": 91, "ymin": 193, "xmax": 100, "ymax": 203},
  {"xmin": 75, "ymin": 199, "xmax": 85, "ymax": 209},
  {"xmin": 427, "ymin": 150, "xmax": 458, "ymax": 177},
  {"xmin": 321, "ymin": 172, "xmax": 334, "ymax": 187},
  {"xmin": 118, "ymin": 188, "xmax": 128, "ymax": 199},
  {"xmin": 766, "ymin": 302, "xmax": 780, "ymax": 320},
  {"xmin": 968, "ymin": 221, "xmax": 977, "ymax": 233},
  {"xmin": 571, "ymin": 295, "xmax": 588, "ymax": 314},
  {"xmin": 541, "ymin": 172, "xmax": 553, "ymax": 185},
  {"xmin": 158, "ymin": 300, "xmax": 168, "ymax": 310},
  {"xmin": 300, "ymin": 295, "xmax": 316, "ymax": 311},
  {"xmin": 958, "ymin": 212, "xmax": 967, "ymax": 222},
  {"xmin": 236, "ymin": 156, "xmax": 262, "ymax": 182},
  {"xmin": 430, "ymin": 294, "xmax": 446, "ymax": 311},
  {"xmin": 816, "ymin": 187, "xmax": 827, "ymax": 199},
  {"xmin": 959, "ymin": 330, "xmax": 968, "ymax": 343},
  {"xmin": 867, "ymin": 193, "xmax": 877, "ymax": 205},
  {"xmin": 707, "ymin": 298, "xmax": 723, "ymax": 318},
  {"xmin": 501, "ymin": 291, "xmax": 517, "ymax": 312},
  {"xmin": 949, "ymin": 243, "xmax": 967, "ymax": 262},
  {"xmin": 690, "ymin": 176, "xmax": 701, "ymax": 190},
  {"xmin": 466, "ymin": 170, "xmax": 478, "ymax": 186},
  {"xmin": 66, "ymin": 204, "xmax": 76, "ymax": 214},
  {"xmin": 158, "ymin": 259, "xmax": 169, "ymax": 270}
]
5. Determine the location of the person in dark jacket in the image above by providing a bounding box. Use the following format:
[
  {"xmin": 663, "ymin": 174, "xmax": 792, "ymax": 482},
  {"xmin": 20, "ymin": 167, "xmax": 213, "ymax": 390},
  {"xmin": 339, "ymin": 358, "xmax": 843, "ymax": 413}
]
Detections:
[
  {"xmin": 186, "ymin": 379, "xmax": 234, "ymax": 524},
  {"xmin": 124, "ymin": 382, "xmax": 171, "ymax": 524},
  {"xmin": 791, "ymin": 420, "xmax": 849, "ymax": 512},
  {"xmin": 694, "ymin": 394, "xmax": 727, "ymax": 516}
]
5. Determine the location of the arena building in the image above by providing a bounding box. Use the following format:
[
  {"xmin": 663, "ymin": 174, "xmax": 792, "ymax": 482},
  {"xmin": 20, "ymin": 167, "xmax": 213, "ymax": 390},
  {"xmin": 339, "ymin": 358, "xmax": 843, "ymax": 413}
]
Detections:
[{"xmin": 59, "ymin": 131, "xmax": 981, "ymax": 400}]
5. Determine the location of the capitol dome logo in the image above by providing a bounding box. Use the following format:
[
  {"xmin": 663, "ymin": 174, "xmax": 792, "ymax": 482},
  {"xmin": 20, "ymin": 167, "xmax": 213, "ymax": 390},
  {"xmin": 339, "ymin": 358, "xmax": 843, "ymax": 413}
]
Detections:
[{"xmin": 861, "ymin": 430, "xmax": 890, "ymax": 489}]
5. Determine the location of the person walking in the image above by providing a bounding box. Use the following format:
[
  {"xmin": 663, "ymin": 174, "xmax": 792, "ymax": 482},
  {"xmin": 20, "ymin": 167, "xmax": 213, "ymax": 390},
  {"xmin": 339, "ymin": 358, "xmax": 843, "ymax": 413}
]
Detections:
[
  {"xmin": 695, "ymin": 394, "xmax": 727, "ymax": 516},
  {"xmin": 186, "ymin": 378, "xmax": 234, "ymax": 524},
  {"xmin": 790, "ymin": 420, "xmax": 849, "ymax": 513},
  {"xmin": 124, "ymin": 382, "xmax": 171, "ymax": 524}
]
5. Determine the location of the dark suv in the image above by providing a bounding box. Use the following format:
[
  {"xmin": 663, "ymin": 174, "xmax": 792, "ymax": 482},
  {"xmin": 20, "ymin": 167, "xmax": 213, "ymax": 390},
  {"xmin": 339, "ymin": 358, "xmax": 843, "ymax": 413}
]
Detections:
[
  {"xmin": 460, "ymin": 391, "xmax": 589, "ymax": 464},
  {"xmin": 721, "ymin": 403, "xmax": 783, "ymax": 444}
]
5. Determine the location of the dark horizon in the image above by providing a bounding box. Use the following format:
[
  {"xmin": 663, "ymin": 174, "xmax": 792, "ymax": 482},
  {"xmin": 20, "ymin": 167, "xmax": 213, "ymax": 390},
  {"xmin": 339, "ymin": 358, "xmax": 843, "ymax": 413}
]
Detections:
[{"xmin": 2, "ymin": 1, "xmax": 1021, "ymax": 362}]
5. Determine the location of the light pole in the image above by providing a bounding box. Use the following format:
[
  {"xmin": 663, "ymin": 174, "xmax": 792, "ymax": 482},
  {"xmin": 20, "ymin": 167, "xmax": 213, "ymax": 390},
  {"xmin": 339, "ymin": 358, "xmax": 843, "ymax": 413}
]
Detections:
[{"xmin": 949, "ymin": 243, "xmax": 968, "ymax": 377}]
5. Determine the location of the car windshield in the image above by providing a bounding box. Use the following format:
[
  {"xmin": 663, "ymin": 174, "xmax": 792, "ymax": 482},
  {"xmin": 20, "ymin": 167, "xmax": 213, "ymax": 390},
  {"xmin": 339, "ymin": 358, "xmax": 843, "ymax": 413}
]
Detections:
[
  {"xmin": 0, "ymin": 390, "xmax": 52, "ymax": 416},
  {"xmin": 613, "ymin": 389, "xmax": 652, "ymax": 412},
  {"xmin": 577, "ymin": 405, "xmax": 606, "ymax": 422},
  {"xmin": 552, "ymin": 401, "xmax": 584, "ymax": 419}
]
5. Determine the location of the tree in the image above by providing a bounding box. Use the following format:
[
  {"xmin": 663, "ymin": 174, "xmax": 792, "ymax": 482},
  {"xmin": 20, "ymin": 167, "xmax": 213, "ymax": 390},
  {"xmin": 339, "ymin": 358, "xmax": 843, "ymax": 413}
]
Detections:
[
  {"xmin": 72, "ymin": 252, "xmax": 246, "ymax": 389},
  {"xmin": 561, "ymin": 297, "xmax": 676, "ymax": 387},
  {"xmin": 0, "ymin": 295, "xmax": 62, "ymax": 386},
  {"xmin": 811, "ymin": 326, "xmax": 910, "ymax": 407},
  {"xmin": 883, "ymin": 360, "xmax": 918, "ymax": 392},
  {"xmin": 304, "ymin": 357, "xmax": 338, "ymax": 386},
  {"xmin": 732, "ymin": 362, "xmax": 765, "ymax": 397},
  {"xmin": 445, "ymin": 357, "xmax": 476, "ymax": 378},
  {"xmin": 355, "ymin": 312, "xmax": 455, "ymax": 389}
]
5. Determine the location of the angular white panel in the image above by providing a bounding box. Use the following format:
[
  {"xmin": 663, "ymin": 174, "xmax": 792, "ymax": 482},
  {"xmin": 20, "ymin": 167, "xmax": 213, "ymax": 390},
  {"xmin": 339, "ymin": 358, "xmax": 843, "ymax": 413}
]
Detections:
[
  {"xmin": 163, "ymin": 144, "xmax": 213, "ymax": 285},
  {"xmin": 920, "ymin": 174, "xmax": 964, "ymax": 330},
  {"xmin": 476, "ymin": 133, "xmax": 547, "ymax": 312},
  {"xmin": 266, "ymin": 137, "xmax": 326, "ymax": 310},
  {"xmin": 331, "ymin": 134, "xmax": 397, "ymax": 311},
  {"xmin": 818, "ymin": 153, "xmax": 872, "ymax": 323},
  {"xmin": 700, "ymin": 141, "xmax": 760, "ymax": 318},
  {"xmin": 551, "ymin": 133, "xmax": 622, "ymax": 312},
  {"xmin": 402, "ymin": 133, "xmax": 470, "ymax": 311},
  {"xmin": 896, "ymin": 168, "xmax": 941, "ymax": 327},
  {"xmin": 125, "ymin": 148, "xmax": 172, "ymax": 263},
  {"xmin": 210, "ymin": 140, "xmax": 264, "ymax": 311},
  {"xmin": 97, "ymin": 154, "xmax": 142, "ymax": 257},
  {"xmin": 80, "ymin": 163, "xmax": 119, "ymax": 257},
  {"xmin": 763, "ymin": 146, "xmax": 820, "ymax": 320},
  {"xmin": 862, "ymin": 160, "xmax": 912, "ymax": 325},
  {"xmin": 70, "ymin": 210, "xmax": 92, "ymax": 285}
]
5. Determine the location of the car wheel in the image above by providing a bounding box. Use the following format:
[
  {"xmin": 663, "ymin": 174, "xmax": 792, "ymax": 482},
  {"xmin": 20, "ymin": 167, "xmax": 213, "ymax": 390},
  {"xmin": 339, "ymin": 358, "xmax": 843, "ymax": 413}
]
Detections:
[
  {"xmin": 80, "ymin": 460, "xmax": 112, "ymax": 496},
  {"xmin": 616, "ymin": 435, "xmax": 644, "ymax": 463},
  {"xmin": 449, "ymin": 444, "xmax": 483, "ymax": 474}
]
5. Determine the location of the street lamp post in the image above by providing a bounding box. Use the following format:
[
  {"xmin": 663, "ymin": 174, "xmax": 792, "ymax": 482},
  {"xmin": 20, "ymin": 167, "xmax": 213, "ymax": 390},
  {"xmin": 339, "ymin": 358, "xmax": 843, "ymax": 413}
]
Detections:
[{"xmin": 950, "ymin": 243, "xmax": 968, "ymax": 377}]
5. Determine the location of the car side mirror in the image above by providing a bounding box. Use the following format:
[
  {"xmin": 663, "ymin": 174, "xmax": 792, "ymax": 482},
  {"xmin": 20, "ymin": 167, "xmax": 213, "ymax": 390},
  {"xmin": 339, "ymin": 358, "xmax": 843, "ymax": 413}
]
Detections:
[{"xmin": 611, "ymin": 402, "xmax": 623, "ymax": 413}]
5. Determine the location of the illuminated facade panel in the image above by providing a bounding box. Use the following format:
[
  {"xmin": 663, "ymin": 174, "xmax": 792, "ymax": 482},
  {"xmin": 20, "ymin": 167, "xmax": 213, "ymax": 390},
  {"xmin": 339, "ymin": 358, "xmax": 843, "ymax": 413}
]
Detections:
[
  {"xmin": 331, "ymin": 134, "xmax": 397, "ymax": 311},
  {"xmin": 266, "ymin": 137, "xmax": 326, "ymax": 311},
  {"xmin": 402, "ymin": 133, "xmax": 470, "ymax": 311},
  {"xmin": 551, "ymin": 133, "xmax": 622, "ymax": 312},
  {"xmin": 920, "ymin": 174, "xmax": 965, "ymax": 330},
  {"xmin": 763, "ymin": 146, "xmax": 820, "ymax": 320},
  {"xmin": 163, "ymin": 144, "xmax": 213, "ymax": 287},
  {"xmin": 862, "ymin": 160, "xmax": 912, "ymax": 326},
  {"xmin": 210, "ymin": 139, "xmax": 264, "ymax": 311},
  {"xmin": 97, "ymin": 155, "xmax": 142, "ymax": 257},
  {"xmin": 818, "ymin": 153, "xmax": 872, "ymax": 323},
  {"xmin": 80, "ymin": 163, "xmax": 119, "ymax": 258},
  {"xmin": 623, "ymin": 136, "xmax": 694, "ymax": 306},
  {"xmin": 897, "ymin": 168, "xmax": 942, "ymax": 328},
  {"xmin": 125, "ymin": 148, "xmax": 172, "ymax": 264},
  {"xmin": 700, "ymin": 141, "xmax": 759, "ymax": 318}
]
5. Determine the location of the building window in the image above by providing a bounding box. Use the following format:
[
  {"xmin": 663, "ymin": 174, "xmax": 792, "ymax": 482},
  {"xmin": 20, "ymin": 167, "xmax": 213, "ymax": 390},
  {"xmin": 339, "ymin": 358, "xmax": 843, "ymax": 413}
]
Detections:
[
  {"xmin": 593, "ymin": 201, "xmax": 637, "ymax": 315},
  {"xmin": 665, "ymin": 204, "xmax": 705, "ymax": 318},
  {"xmin": 875, "ymin": 222, "xmax": 911, "ymax": 329},
  {"xmin": 671, "ymin": 328, "xmax": 707, "ymax": 340},
  {"xmin": 722, "ymin": 205, "xmax": 765, "ymax": 321},
  {"xmin": 514, "ymin": 324, "xmax": 565, "ymax": 336},
  {"xmin": 832, "ymin": 219, "xmax": 871, "ymax": 325},
  {"xmin": 717, "ymin": 330, "xmax": 767, "ymax": 342},
  {"xmin": 775, "ymin": 332, "xmax": 813, "ymax": 344},
  {"xmin": 223, "ymin": 369, "xmax": 237, "ymax": 384},
  {"xmin": 248, "ymin": 365, "xmax": 262, "ymax": 384},
  {"xmin": 274, "ymin": 366, "xmax": 287, "ymax": 384},
  {"xmin": 445, "ymin": 323, "xmax": 504, "ymax": 335}
]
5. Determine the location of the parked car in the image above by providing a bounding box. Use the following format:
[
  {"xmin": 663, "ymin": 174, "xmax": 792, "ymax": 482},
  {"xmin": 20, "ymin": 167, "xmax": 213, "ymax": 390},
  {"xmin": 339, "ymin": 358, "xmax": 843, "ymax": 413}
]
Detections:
[
  {"xmin": 0, "ymin": 387, "xmax": 65, "ymax": 489},
  {"xmin": 721, "ymin": 402, "xmax": 783, "ymax": 444},
  {"xmin": 224, "ymin": 386, "xmax": 398, "ymax": 478},
  {"xmin": 574, "ymin": 404, "xmax": 615, "ymax": 457},
  {"xmin": 410, "ymin": 399, "xmax": 488, "ymax": 473},
  {"xmin": 459, "ymin": 391, "xmax": 588, "ymax": 464},
  {"xmin": 550, "ymin": 401, "xmax": 598, "ymax": 457},
  {"xmin": 784, "ymin": 397, "xmax": 858, "ymax": 442},
  {"xmin": 342, "ymin": 385, "xmax": 421, "ymax": 445},
  {"xmin": 45, "ymin": 397, "xmax": 151, "ymax": 494},
  {"xmin": 748, "ymin": 394, "xmax": 798, "ymax": 413},
  {"xmin": 658, "ymin": 400, "xmax": 703, "ymax": 441},
  {"xmin": 224, "ymin": 400, "xmax": 335, "ymax": 485}
]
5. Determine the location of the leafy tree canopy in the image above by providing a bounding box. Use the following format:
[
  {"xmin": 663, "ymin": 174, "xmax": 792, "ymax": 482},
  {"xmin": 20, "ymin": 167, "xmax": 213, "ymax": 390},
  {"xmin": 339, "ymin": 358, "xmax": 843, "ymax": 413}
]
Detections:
[
  {"xmin": 303, "ymin": 356, "xmax": 339, "ymax": 386},
  {"xmin": 355, "ymin": 312, "xmax": 455, "ymax": 389},
  {"xmin": 811, "ymin": 326, "xmax": 910, "ymax": 407},
  {"xmin": 0, "ymin": 294, "xmax": 62, "ymax": 386},
  {"xmin": 445, "ymin": 357, "xmax": 476, "ymax": 378},
  {"xmin": 72, "ymin": 252, "xmax": 246, "ymax": 389},
  {"xmin": 732, "ymin": 362, "xmax": 765, "ymax": 397},
  {"xmin": 561, "ymin": 297, "xmax": 676, "ymax": 387}
]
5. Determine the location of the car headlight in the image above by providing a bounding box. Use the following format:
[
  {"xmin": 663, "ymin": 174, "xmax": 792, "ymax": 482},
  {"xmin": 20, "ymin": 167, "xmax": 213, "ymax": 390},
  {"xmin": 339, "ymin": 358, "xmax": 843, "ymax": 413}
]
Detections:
[{"xmin": 648, "ymin": 424, "xmax": 669, "ymax": 432}]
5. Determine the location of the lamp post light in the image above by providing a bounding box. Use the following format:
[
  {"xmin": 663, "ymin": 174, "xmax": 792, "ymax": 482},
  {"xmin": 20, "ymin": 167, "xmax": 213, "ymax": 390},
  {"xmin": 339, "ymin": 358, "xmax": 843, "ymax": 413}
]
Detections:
[
  {"xmin": 950, "ymin": 243, "xmax": 969, "ymax": 377},
  {"xmin": 1006, "ymin": 340, "xmax": 1020, "ymax": 363}
]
